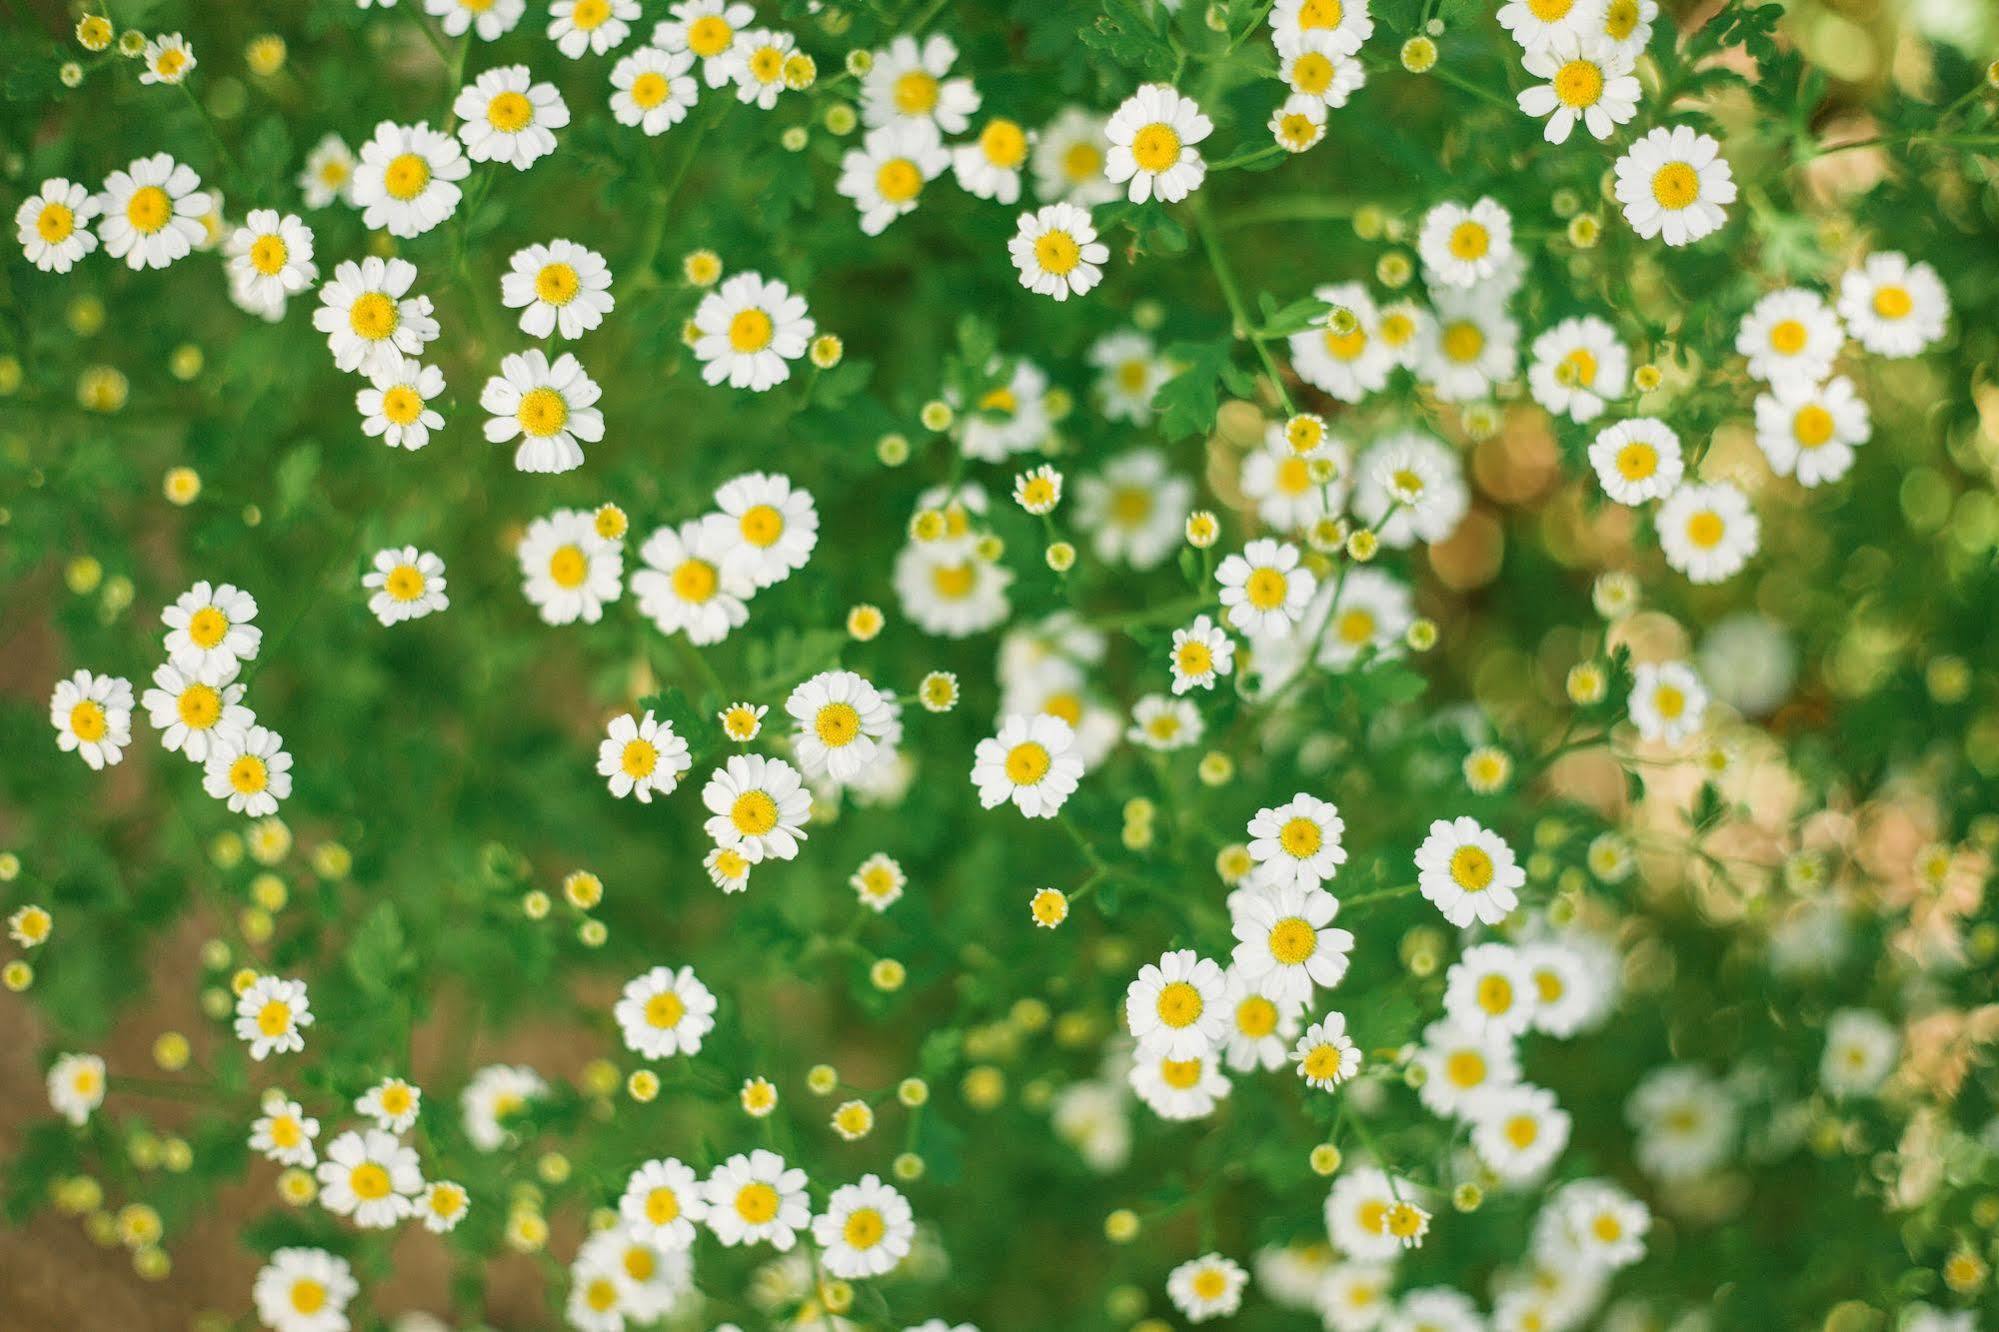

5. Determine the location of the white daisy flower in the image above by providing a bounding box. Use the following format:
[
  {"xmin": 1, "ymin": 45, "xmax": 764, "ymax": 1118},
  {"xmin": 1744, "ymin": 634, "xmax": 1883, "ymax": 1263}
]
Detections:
[
  {"xmin": 1125, "ymin": 948, "xmax": 1229, "ymax": 1059},
  {"xmin": 837, "ymin": 119, "xmax": 951, "ymax": 236},
  {"xmin": 708, "ymin": 471, "xmax": 818, "ymax": 588},
  {"xmin": 1291, "ymin": 1012, "xmax": 1361, "ymax": 1090},
  {"xmin": 611, "ymin": 45, "xmax": 700, "ymax": 134},
  {"xmin": 500, "ymin": 238, "xmax": 614, "ymax": 339},
  {"xmin": 299, "ymin": 133, "xmax": 359, "ymax": 208},
  {"xmin": 1104, "ymin": 82, "xmax": 1212, "ymax": 205},
  {"xmin": 1246, "ymin": 794, "xmax": 1348, "ymax": 890},
  {"xmin": 971, "ymin": 713, "xmax": 1085, "ymax": 818},
  {"xmin": 234, "ymin": 974, "xmax": 312, "ymax": 1060},
  {"xmin": 1031, "ymin": 105, "xmax": 1118, "ymax": 206},
  {"xmin": 1588, "ymin": 417, "xmax": 1683, "ymax": 505},
  {"xmin": 548, "ymin": 0, "xmax": 638, "ymax": 58},
  {"xmin": 1755, "ymin": 374, "xmax": 1869, "ymax": 486},
  {"xmin": 615, "ymin": 964, "xmax": 717, "ymax": 1058},
  {"xmin": 955, "ymin": 357, "xmax": 1052, "ymax": 461},
  {"xmin": 1167, "ymin": 1253, "xmax": 1249, "ymax": 1323},
  {"xmin": 362, "ymin": 546, "xmax": 449, "ymax": 626},
  {"xmin": 1547, "ymin": 1178, "xmax": 1650, "ymax": 1269},
  {"xmin": 356, "ymin": 358, "xmax": 447, "ymax": 451},
  {"xmin": 1517, "ymin": 30, "xmax": 1640, "ymax": 143},
  {"xmin": 1290, "ymin": 282, "xmax": 1394, "ymax": 403},
  {"xmin": 705, "ymin": 845, "xmax": 754, "ymax": 893},
  {"xmin": 417, "ymin": 1180, "xmax": 470, "ymax": 1234},
  {"xmin": 352, "ymin": 120, "xmax": 468, "ymax": 238},
  {"xmin": 455, "ymin": 64, "xmax": 569, "ymax": 169},
  {"xmin": 428, "ymin": 0, "xmax": 526, "ymax": 40},
  {"xmin": 621, "ymin": 1157, "xmax": 710, "ymax": 1250},
  {"xmin": 813, "ymin": 1174, "xmax": 917, "ymax": 1279},
  {"xmin": 1443, "ymin": 942, "xmax": 1536, "ymax": 1037},
  {"xmin": 703, "ymin": 1149, "xmax": 810, "ymax": 1250},
  {"xmin": 1469, "ymin": 1083, "xmax": 1571, "ymax": 1181},
  {"xmin": 250, "ymin": 1092, "xmax": 320, "ymax": 1168},
  {"xmin": 851, "ymin": 853, "xmax": 906, "ymax": 911},
  {"xmin": 1219, "ymin": 966, "xmax": 1302, "ymax": 1072},
  {"xmin": 1375, "ymin": 298, "xmax": 1432, "ymax": 368},
  {"xmin": 1821, "ymin": 1007, "xmax": 1899, "ymax": 1097},
  {"xmin": 1413, "ymin": 1018, "xmax": 1520, "ymax": 1118},
  {"xmin": 1657, "ymin": 481, "xmax": 1758, "ymax": 584},
  {"xmin": 253, "ymin": 1248, "xmax": 357, "ymax": 1332},
  {"xmin": 1008, "ymin": 202, "xmax": 1108, "ymax": 301},
  {"xmin": 95, "ymin": 152, "xmax": 210, "ymax": 270},
  {"xmin": 863, "ymin": 32, "xmax": 980, "ymax": 134},
  {"xmin": 1628, "ymin": 659, "xmax": 1707, "ymax": 745},
  {"xmin": 142, "ymin": 661, "xmax": 250, "ymax": 763},
  {"xmin": 1836, "ymin": 251, "xmax": 1949, "ymax": 357},
  {"xmin": 1627, "ymin": 1064, "xmax": 1737, "ymax": 1180},
  {"xmin": 1089, "ymin": 329, "xmax": 1172, "ymax": 424},
  {"xmin": 719, "ymin": 27, "xmax": 795, "ymax": 108},
  {"xmin": 1169, "ymin": 615, "xmax": 1235, "ymax": 694},
  {"xmin": 1521, "ymin": 941, "xmax": 1599, "ymax": 1037},
  {"xmin": 1613, "ymin": 124, "xmax": 1735, "ymax": 246},
  {"xmin": 49, "ymin": 669, "xmax": 133, "ymax": 770},
  {"xmin": 1270, "ymin": 92, "xmax": 1329, "ymax": 153},
  {"xmin": 480, "ymin": 349, "xmax": 604, "ymax": 473},
  {"xmin": 1419, "ymin": 286, "xmax": 1519, "ymax": 403},
  {"xmin": 1496, "ymin": 0, "xmax": 1590, "ymax": 48},
  {"xmin": 1323, "ymin": 1167, "xmax": 1410, "ymax": 1262},
  {"xmin": 203, "ymin": 725, "xmax": 293, "ymax": 816},
  {"xmin": 597, "ymin": 710, "xmax": 693, "ymax": 802},
  {"xmin": 1736, "ymin": 286, "xmax": 1845, "ymax": 386},
  {"xmin": 15, "ymin": 178, "xmax": 100, "ymax": 273},
  {"xmin": 1013, "ymin": 463, "xmax": 1063, "ymax": 515},
  {"xmin": 654, "ymin": 0, "xmax": 754, "ymax": 85},
  {"xmin": 1415, "ymin": 816, "xmax": 1525, "ymax": 928},
  {"xmin": 1278, "ymin": 31, "xmax": 1365, "ymax": 105},
  {"xmin": 1129, "ymin": 1047, "xmax": 1231, "ymax": 1121},
  {"xmin": 1217, "ymin": 538, "xmax": 1316, "ymax": 639},
  {"xmin": 952, "ymin": 116, "xmax": 1032, "ymax": 202},
  {"xmin": 1242, "ymin": 421, "xmax": 1348, "ymax": 534},
  {"xmin": 519, "ymin": 507, "xmax": 623, "ymax": 625},
  {"xmin": 163, "ymin": 580, "xmax": 262, "ymax": 675},
  {"xmin": 692, "ymin": 271, "xmax": 815, "ymax": 391},
  {"xmin": 1418, "ymin": 197, "xmax": 1515, "ymax": 290},
  {"xmin": 894, "ymin": 537, "xmax": 1014, "ymax": 638},
  {"xmin": 313, "ymin": 257, "xmax": 439, "ymax": 379},
  {"xmin": 1232, "ymin": 882, "xmax": 1353, "ymax": 1005},
  {"xmin": 1127, "ymin": 694, "xmax": 1202, "ymax": 751},
  {"xmin": 1309, "ymin": 566, "xmax": 1414, "ymax": 671},
  {"xmin": 225, "ymin": 209, "xmax": 318, "ymax": 315},
  {"xmin": 47, "ymin": 1052, "xmax": 105, "ymax": 1127},
  {"xmin": 1323, "ymin": 1264, "xmax": 1400, "ymax": 1331},
  {"xmin": 632, "ymin": 519, "xmax": 755, "ymax": 644},
  {"xmin": 1353, "ymin": 432, "xmax": 1469, "ymax": 548},
  {"xmin": 356, "ymin": 1077, "xmax": 422, "ymax": 1133},
  {"xmin": 786, "ymin": 670, "xmax": 893, "ymax": 783},
  {"xmin": 1527, "ymin": 314, "xmax": 1628, "ymax": 423},
  {"xmin": 316, "ymin": 1127, "xmax": 422, "ymax": 1228},
  {"xmin": 1269, "ymin": 0, "xmax": 1374, "ymax": 55},
  {"xmin": 702, "ymin": 754, "xmax": 811, "ymax": 862},
  {"xmin": 461, "ymin": 1064, "xmax": 546, "ymax": 1152},
  {"xmin": 140, "ymin": 32, "xmax": 196, "ymax": 84}
]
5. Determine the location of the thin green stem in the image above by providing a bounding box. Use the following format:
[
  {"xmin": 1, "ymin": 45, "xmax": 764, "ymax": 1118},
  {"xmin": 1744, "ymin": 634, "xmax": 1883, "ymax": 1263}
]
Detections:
[{"xmin": 1189, "ymin": 195, "xmax": 1296, "ymax": 413}]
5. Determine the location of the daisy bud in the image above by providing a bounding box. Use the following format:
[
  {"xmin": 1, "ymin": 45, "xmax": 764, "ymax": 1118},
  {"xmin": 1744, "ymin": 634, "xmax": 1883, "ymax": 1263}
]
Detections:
[
  {"xmin": 579, "ymin": 1059, "xmax": 619, "ymax": 1097},
  {"xmin": 1633, "ymin": 363, "xmax": 1663, "ymax": 391},
  {"xmin": 1401, "ymin": 35, "xmax": 1438, "ymax": 73},
  {"xmin": 1326, "ymin": 305, "xmax": 1359, "ymax": 336},
  {"xmin": 1204, "ymin": 3, "xmax": 1229, "ymax": 31},
  {"xmin": 909, "ymin": 508, "xmax": 945, "ymax": 541},
  {"xmin": 59, "ymin": 62, "xmax": 84, "ymax": 88},
  {"xmin": 1121, "ymin": 820, "xmax": 1153, "ymax": 851},
  {"xmin": 1346, "ymin": 528, "xmax": 1380, "ymax": 561},
  {"xmin": 780, "ymin": 125, "xmax": 808, "ymax": 152},
  {"xmin": 578, "ymin": 918, "xmax": 607, "ymax": 947},
  {"xmin": 522, "ymin": 889, "xmax": 551, "ymax": 920},
  {"xmin": 1309, "ymin": 1144, "xmax": 1342, "ymax": 1175},
  {"xmin": 892, "ymin": 1152, "xmax": 925, "ymax": 1181},
  {"xmin": 1045, "ymin": 540, "xmax": 1076, "ymax": 572},
  {"xmin": 246, "ymin": 34, "xmax": 285, "ymax": 75},
  {"xmin": 1988, "ymin": 59, "xmax": 1999, "ymax": 89},
  {"xmin": 1568, "ymin": 214, "xmax": 1602, "ymax": 248},
  {"xmin": 1185, "ymin": 510, "xmax": 1219, "ymax": 548},
  {"xmin": 821, "ymin": 1280, "xmax": 854, "ymax": 1313},
  {"xmin": 1375, "ymin": 252, "xmax": 1413, "ymax": 288},
  {"xmin": 134, "ymin": 1247, "xmax": 171, "ymax": 1281},
  {"xmin": 1198, "ymin": 751, "xmax": 1233, "ymax": 786},
  {"xmin": 251, "ymin": 874, "xmax": 286, "ymax": 912},
  {"xmin": 1029, "ymin": 887, "xmax": 1068, "ymax": 927},
  {"xmin": 810, "ymin": 333, "xmax": 844, "ymax": 368},
  {"xmin": 782, "ymin": 52, "xmax": 816, "ymax": 90},
  {"xmin": 506, "ymin": 1208, "xmax": 549, "ymax": 1252},
  {"xmin": 1306, "ymin": 516, "xmax": 1347, "ymax": 553},
  {"xmin": 807, "ymin": 1063, "xmax": 839, "ymax": 1096},
  {"xmin": 64, "ymin": 557, "xmax": 99, "ymax": 600},
  {"xmin": 876, "ymin": 432, "xmax": 910, "ymax": 465},
  {"xmin": 0, "ymin": 852, "xmax": 15, "ymax": 881},
  {"xmin": 239, "ymin": 908, "xmax": 271, "ymax": 943},
  {"xmin": 918, "ymin": 670, "xmax": 959, "ymax": 712},
  {"xmin": 1215, "ymin": 843, "xmax": 1253, "ymax": 884},
  {"xmin": 1045, "ymin": 386, "xmax": 1074, "ymax": 421},
  {"xmin": 846, "ymin": 603, "xmax": 884, "ymax": 640},
  {"xmin": 627, "ymin": 1069, "xmax": 660, "ymax": 1102},
  {"xmin": 1105, "ymin": 1208, "xmax": 1140, "ymax": 1242},
  {"xmin": 1453, "ymin": 1182, "xmax": 1483, "ymax": 1212},
  {"xmin": 563, "ymin": 870, "xmax": 603, "ymax": 909},
  {"xmin": 77, "ymin": 15, "xmax": 112, "ymax": 49},
  {"xmin": 118, "ymin": 29, "xmax": 146, "ymax": 57},
  {"xmin": 869, "ymin": 958, "xmax": 905, "ymax": 991},
  {"xmin": 681, "ymin": 248, "xmax": 722, "ymax": 286},
  {"xmin": 200, "ymin": 988, "xmax": 231, "ymax": 1019},
  {"xmin": 844, "ymin": 48, "xmax": 872, "ymax": 77},
  {"xmin": 85, "ymin": 1212, "xmax": 119, "ymax": 1245},
  {"xmin": 974, "ymin": 534, "xmax": 1004, "ymax": 562},
  {"xmin": 1592, "ymin": 570, "xmax": 1638, "ymax": 618},
  {"xmin": 1461, "ymin": 402, "xmax": 1502, "ymax": 440},
  {"xmin": 1564, "ymin": 661, "xmax": 1605, "ymax": 705},
  {"xmin": 1353, "ymin": 204, "xmax": 1384, "ymax": 240},
  {"xmin": 1, "ymin": 960, "xmax": 30, "ymax": 992},
  {"xmin": 1307, "ymin": 456, "xmax": 1340, "ymax": 486},
  {"xmin": 591, "ymin": 504, "xmax": 628, "ymax": 540},
  {"xmin": 919, "ymin": 399, "xmax": 953, "ymax": 431},
  {"xmin": 1407, "ymin": 618, "xmax": 1439, "ymax": 651},
  {"xmin": 962, "ymin": 1065, "xmax": 1004, "ymax": 1109},
  {"xmin": 824, "ymin": 102, "xmax": 857, "ymax": 135},
  {"xmin": 537, "ymin": 1153, "xmax": 571, "ymax": 1184}
]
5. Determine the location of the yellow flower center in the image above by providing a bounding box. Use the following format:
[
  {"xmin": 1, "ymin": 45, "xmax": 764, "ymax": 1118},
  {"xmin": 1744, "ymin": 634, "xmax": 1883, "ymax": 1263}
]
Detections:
[
  {"xmin": 630, "ymin": 71, "xmax": 670, "ymax": 108},
  {"xmin": 645, "ymin": 1186, "xmax": 680, "ymax": 1224},
  {"xmin": 1604, "ymin": 0, "xmax": 1639, "ymax": 37},
  {"xmin": 748, "ymin": 44, "xmax": 783, "ymax": 82},
  {"xmin": 1505, "ymin": 1115, "xmax": 1540, "ymax": 1148},
  {"xmin": 1449, "ymin": 845, "xmax": 1495, "ymax": 891},
  {"xmin": 1793, "ymin": 404, "xmax": 1835, "ymax": 448},
  {"xmin": 382, "ymin": 385, "xmax": 425, "ymax": 426},
  {"xmin": 1653, "ymin": 684, "xmax": 1685, "ymax": 718},
  {"xmin": 1176, "ymin": 641, "xmax": 1213, "ymax": 676},
  {"xmin": 1768, "ymin": 319, "xmax": 1808, "ymax": 354},
  {"xmin": 1553, "ymin": 58, "xmax": 1603, "ymax": 107},
  {"xmin": 1448, "ymin": 220, "xmax": 1490, "ymax": 261},
  {"xmin": 290, "ymin": 1280, "xmax": 326, "ymax": 1314},
  {"xmin": 671, "ymin": 558, "xmax": 718, "ymax": 602},
  {"xmin": 734, "ymin": 1181, "xmax": 779, "ymax": 1223},
  {"xmin": 644, "ymin": 989, "xmax": 685, "ymax": 1027},
  {"xmin": 1292, "ymin": 51, "xmax": 1334, "ymax": 95},
  {"xmin": 1615, "ymin": 441, "xmax": 1657, "ymax": 480},
  {"xmin": 270, "ymin": 1116, "xmax": 302, "ymax": 1147},
  {"xmin": 1299, "ymin": 0, "xmax": 1344, "ymax": 26},
  {"xmin": 1561, "ymin": 347, "xmax": 1598, "ymax": 386},
  {"xmin": 815, "ymin": 702, "xmax": 861, "ymax": 747},
  {"xmin": 1269, "ymin": 916, "xmax": 1318, "ymax": 965},
  {"xmin": 547, "ymin": 544, "xmax": 588, "ymax": 589},
  {"xmin": 1445, "ymin": 1050, "xmax": 1486, "ymax": 1087},
  {"xmin": 256, "ymin": 999, "xmax": 292, "ymax": 1036},
  {"xmin": 1685, "ymin": 510, "xmax": 1725, "ymax": 548},
  {"xmin": 728, "ymin": 308, "xmax": 773, "ymax": 353},
  {"xmin": 893, "ymin": 70, "xmax": 940, "ymax": 115},
  {"xmin": 1245, "ymin": 567, "xmax": 1289, "ymax": 610},
  {"xmin": 126, "ymin": 185, "xmax": 171, "ymax": 234},
  {"xmin": 1130, "ymin": 122, "xmax": 1182, "ymax": 173},
  {"xmin": 350, "ymin": 1161, "xmax": 393, "ymax": 1200},
  {"xmin": 979, "ymin": 118, "xmax": 1028, "ymax": 167},
  {"xmin": 249, "ymin": 234, "xmax": 289, "ymax": 276},
  {"xmin": 534, "ymin": 262, "xmax": 579, "ymax": 306},
  {"xmin": 1063, "ymin": 141, "xmax": 1104, "ymax": 182},
  {"xmin": 380, "ymin": 1085, "xmax": 412, "ymax": 1114},
  {"xmin": 1872, "ymin": 284, "xmax": 1913, "ymax": 319},
  {"xmin": 1475, "ymin": 974, "xmax": 1514, "ymax": 1015},
  {"xmin": 1534, "ymin": 968, "xmax": 1565, "ymax": 1003},
  {"xmin": 349, "ymin": 291, "xmax": 398, "ymax": 341},
  {"xmin": 383, "ymin": 152, "xmax": 432, "ymax": 202},
  {"xmin": 571, "ymin": 0, "xmax": 610, "ymax": 29},
  {"xmin": 730, "ymin": 789, "xmax": 779, "ymax": 836},
  {"xmin": 1276, "ymin": 457, "xmax": 1314, "ymax": 495},
  {"xmin": 1528, "ymin": 0, "xmax": 1573, "ymax": 18},
  {"xmin": 1337, "ymin": 609, "xmax": 1376, "ymax": 645},
  {"xmin": 1004, "ymin": 741, "xmax": 1052, "ymax": 784},
  {"xmin": 1033, "ymin": 229, "xmax": 1081, "ymax": 275},
  {"xmin": 68, "ymin": 700, "xmax": 107, "ymax": 742},
  {"xmin": 1160, "ymin": 1056, "xmax": 1202, "ymax": 1089},
  {"xmin": 843, "ymin": 1206, "xmax": 886, "ymax": 1248},
  {"xmin": 1236, "ymin": 995, "xmax": 1278, "ymax": 1037},
  {"xmin": 35, "ymin": 202, "xmax": 74, "ymax": 242},
  {"xmin": 1357, "ymin": 1199, "xmax": 1389, "ymax": 1233},
  {"xmin": 875, "ymin": 157, "xmax": 924, "ymax": 204},
  {"xmin": 1279, "ymin": 815, "xmax": 1323, "ymax": 857},
  {"xmin": 488, "ymin": 91, "xmax": 534, "ymax": 134},
  {"xmin": 1442, "ymin": 321, "xmax": 1485, "ymax": 363},
  {"xmin": 931, "ymin": 562, "xmax": 976, "ymax": 598},
  {"xmin": 621, "ymin": 739, "xmax": 660, "ymax": 780},
  {"xmin": 176, "ymin": 683, "xmax": 221, "ymax": 728},
  {"xmin": 1592, "ymin": 1213, "xmax": 1623, "ymax": 1242},
  {"xmin": 517, "ymin": 387, "xmax": 568, "ymax": 437},
  {"xmin": 230, "ymin": 754, "xmax": 270, "ymax": 795},
  {"xmin": 585, "ymin": 1278, "xmax": 618, "ymax": 1312},
  {"xmin": 687, "ymin": 15, "xmax": 732, "ymax": 56},
  {"xmin": 1156, "ymin": 980, "xmax": 1203, "ymax": 1028},
  {"xmin": 1193, "ymin": 1269, "xmax": 1228, "ymax": 1300},
  {"xmin": 1650, "ymin": 161, "xmax": 1699, "ymax": 210},
  {"xmin": 1302, "ymin": 1043, "xmax": 1344, "ymax": 1079},
  {"xmin": 1324, "ymin": 325, "xmax": 1368, "ymax": 360}
]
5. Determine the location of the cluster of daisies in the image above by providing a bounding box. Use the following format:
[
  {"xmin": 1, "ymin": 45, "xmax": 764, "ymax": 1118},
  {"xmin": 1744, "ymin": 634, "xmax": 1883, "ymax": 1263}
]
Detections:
[{"xmin": 50, "ymin": 582, "xmax": 296, "ymax": 817}]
